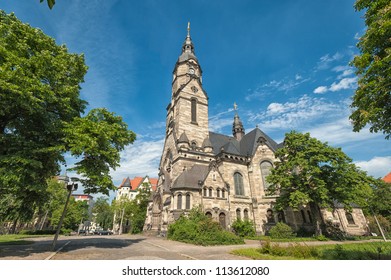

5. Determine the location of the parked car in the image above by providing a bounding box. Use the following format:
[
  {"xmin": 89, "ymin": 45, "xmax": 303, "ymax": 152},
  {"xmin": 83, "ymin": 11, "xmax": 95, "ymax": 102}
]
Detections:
[
  {"xmin": 97, "ymin": 230, "xmax": 113, "ymax": 235},
  {"xmin": 78, "ymin": 229, "xmax": 87, "ymax": 235}
]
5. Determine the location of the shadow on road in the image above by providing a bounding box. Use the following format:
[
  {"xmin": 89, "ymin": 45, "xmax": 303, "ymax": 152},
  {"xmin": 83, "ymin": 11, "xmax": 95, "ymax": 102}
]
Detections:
[{"xmin": 0, "ymin": 236, "xmax": 145, "ymax": 259}]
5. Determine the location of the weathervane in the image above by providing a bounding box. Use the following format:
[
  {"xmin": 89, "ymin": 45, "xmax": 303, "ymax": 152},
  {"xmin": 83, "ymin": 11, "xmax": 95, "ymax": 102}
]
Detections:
[
  {"xmin": 187, "ymin": 22, "xmax": 190, "ymax": 37},
  {"xmin": 234, "ymin": 102, "xmax": 238, "ymax": 111}
]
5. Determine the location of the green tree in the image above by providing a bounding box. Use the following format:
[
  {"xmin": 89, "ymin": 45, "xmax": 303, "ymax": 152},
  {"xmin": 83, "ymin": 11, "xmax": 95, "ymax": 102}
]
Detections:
[
  {"xmin": 0, "ymin": 11, "xmax": 135, "ymax": 224},
  {"xmin": 367, "ymin": 179, "xmax": 391, "ymax": 220},
  {"xmin": 45, "ymin": 178, "xmax": 89, "ymax": 231},
  {"xmin": 128, "ymin": 184, "xmax": 151, "ymax": 233},
  {"xmin": 350, "ymin": 0, "xmax": 391, "ymax": 139},
  {"xmin": 92, "ymin": 197, "xmax": 113, "ymax": 230},
  {"xmin": 267, "ymin": 131, "xmax": 373, "ymax": 233}
]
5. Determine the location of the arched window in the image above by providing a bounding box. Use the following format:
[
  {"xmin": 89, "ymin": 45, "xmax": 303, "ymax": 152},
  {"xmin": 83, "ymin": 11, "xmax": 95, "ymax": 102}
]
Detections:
[
  {"xmin": 278, "ymin": 211, "xmax": 286, "ymax": 223},
  {"xmin": 203, "ymin": 187, "xmax": 207, "ymax": 197},
  {"xmin": 177, "ymin": 193, "xmax": 182, "ymax": 210},
  {"xmin": 346, "ymin": 212, "xmax": 355, "ymax": 225},
  {"xmin": 260, "ymin": 161, "xmax": 273, "ymax": 192},
  {"xmin": 217, "ymin": 188, "xmax": 220, "ymax": 198},
  {"xmin": 191, "ymin": 141, "xmax": 197, "ymax": 150},
  {"xmin": 191, "ymin": 98, "xmax": 197, "ymax": 123},
  {"xmin": 209, "ymin": 188, "xmax": 213, "ymax": 197},
  {"xmin": 266, "ymin": 209, "xmax": 275, "ymax": 223},
  {"xmin": 244, "ymin": 209, "xmax": 249, "ymax": 220},
  {"xmin": 236, "ymin": 209, "xmax": 241, "ymax": 220},
  {"xmin": 206, "ymin": 212, "xmax": 212, "ymax": 218},
  {"xmin": 234, "ymin": 172, "xmax": 244, "ymax": 196},
  {"xmin": 222, "ymin": 189, "xmax": 225, "ymax": 198},
  {"xmin": 185, "ymin": 194, "xmax": 191, "ymax": 209}
]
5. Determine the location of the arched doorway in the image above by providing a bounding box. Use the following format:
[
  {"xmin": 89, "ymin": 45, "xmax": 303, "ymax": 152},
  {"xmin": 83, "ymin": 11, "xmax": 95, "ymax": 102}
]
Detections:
[{"xmin": 219, "ymin": 213, "xmax": 226, "ymax": 229}]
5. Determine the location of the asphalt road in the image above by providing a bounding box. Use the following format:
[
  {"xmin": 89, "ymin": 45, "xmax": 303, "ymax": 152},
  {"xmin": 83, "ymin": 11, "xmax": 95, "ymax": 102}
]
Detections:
[
  {"xmin": 0, "ymin": 234, "xmax": 255, "ymax": 260},
  {"xmin": 0, "ymin": 234, "xmax": 385, "ymax": 260}
]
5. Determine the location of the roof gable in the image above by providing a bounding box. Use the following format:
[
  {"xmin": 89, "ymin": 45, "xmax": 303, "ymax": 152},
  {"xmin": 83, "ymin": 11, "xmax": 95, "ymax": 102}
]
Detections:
[{"xmin": 383, "ymin": 172, "xmax": 391, "ymax": 183}]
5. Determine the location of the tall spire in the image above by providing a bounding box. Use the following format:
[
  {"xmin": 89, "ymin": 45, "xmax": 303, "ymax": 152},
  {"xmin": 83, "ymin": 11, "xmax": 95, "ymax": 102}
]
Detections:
[
  {"xmin": 182, "ymin": 21, "xmax": 195, "ymax": 54},
  {"xmin": 178, "ymin": 22, "xmax": 198, "ymax": 63},
  {"xmin": 232, "ymin": 102, "xmax": 245, "ymax": 141}
]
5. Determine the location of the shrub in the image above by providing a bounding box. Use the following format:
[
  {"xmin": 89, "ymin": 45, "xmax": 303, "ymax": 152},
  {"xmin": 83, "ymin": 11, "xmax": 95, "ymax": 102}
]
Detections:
[
  {"xmin": 167, "ymin": 207, "xmax": 244, "ymax": 246},
  {"xmin": 316, "ymin": 234, "xmax": 328, "ymax": 241},
  {"xmin": 269, "ymin": 222, "xmax": 296, "ymax": 239},
  {"xmin": 231, "ymin": 219, "xmax": 256, "ymax": 237},
  {"xmin": 366, "ymin": 215, "xmax": 391, "ymax": 236},
  {"xmin": 324, "ymin": 221, "xmax": 347, "ymax": 240}
]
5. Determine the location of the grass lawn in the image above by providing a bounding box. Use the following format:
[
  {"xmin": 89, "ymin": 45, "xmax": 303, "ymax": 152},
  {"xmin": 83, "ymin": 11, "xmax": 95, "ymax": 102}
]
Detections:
[
  {"xmin": 0, "ymin": 234, "xmax": 51, "ymax": 246},
  {"xmin": 232, "ymin": 241, "xmax": 391, "ymax": 260}
]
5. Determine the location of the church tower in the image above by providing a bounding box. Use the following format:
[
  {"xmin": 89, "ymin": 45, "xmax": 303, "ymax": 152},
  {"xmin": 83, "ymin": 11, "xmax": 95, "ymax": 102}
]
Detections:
[{"xmin": 167, "ymin": 22, "xmax": 209, "ymax": 148}]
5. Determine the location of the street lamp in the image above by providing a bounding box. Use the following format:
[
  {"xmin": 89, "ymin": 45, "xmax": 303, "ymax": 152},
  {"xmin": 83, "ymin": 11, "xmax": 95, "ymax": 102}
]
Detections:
[{"xmin": 51, "ymin": 175, "xmax": 79, "ymax": 251}]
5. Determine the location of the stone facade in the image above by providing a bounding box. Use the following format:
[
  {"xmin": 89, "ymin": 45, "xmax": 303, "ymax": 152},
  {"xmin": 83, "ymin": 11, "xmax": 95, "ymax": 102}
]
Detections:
[{"xmin": 144, "ymin": 24, "xmax": 368, "ymax": 237}]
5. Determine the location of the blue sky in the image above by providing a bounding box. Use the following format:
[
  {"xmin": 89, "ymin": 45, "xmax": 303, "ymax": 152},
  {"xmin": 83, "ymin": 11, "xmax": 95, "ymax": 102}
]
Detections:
[{"xmin": 2, "ymin": 0, "xmax": 390, "ymax": 199}]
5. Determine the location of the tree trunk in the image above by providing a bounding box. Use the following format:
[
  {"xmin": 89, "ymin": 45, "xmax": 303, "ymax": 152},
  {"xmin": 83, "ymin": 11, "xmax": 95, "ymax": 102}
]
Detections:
[
  {"xmin": 309, "ymin": 202, "xmax": 322, "ymax": 236},
  {"xmin": 11, "ymin": 218, "xmax": 18, "ymax": 234}
]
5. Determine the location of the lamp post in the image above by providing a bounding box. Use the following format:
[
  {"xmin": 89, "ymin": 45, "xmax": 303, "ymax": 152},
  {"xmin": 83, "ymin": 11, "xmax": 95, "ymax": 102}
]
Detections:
[{"xmin": 51, "ymin": 175, "xmax": 79, "ymax": 251}]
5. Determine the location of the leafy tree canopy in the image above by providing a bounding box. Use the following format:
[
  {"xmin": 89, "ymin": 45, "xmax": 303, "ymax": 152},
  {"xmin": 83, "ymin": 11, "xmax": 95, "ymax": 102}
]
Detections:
[
  {"xmin": 267, "ymin": 131, "xmax": 373, "ymax": 212},
  {"xmin": 350, "ymin": 0, "xmax": 391, "ymax": 139},
  {"xmin": 367, "ymin": 179, "xmax": 391, "ymax": 219},
  {"xmin": 0, "ymin": 11, "xmax": 135, "ymax": 222},
  {"xmin": 92, "ymin": 196, "xmax": 113, "ymax": 230}
]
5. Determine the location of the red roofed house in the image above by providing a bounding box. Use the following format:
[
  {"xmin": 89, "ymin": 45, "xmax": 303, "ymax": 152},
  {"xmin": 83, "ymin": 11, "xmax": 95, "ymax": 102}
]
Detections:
[
  {"xmin": 116, "ymin": 175, "xmax": 157, "ymax": 201},
  {"xmin": 383, "ymin": 172, "xmax": 391, "ymax": 184},
  {"xmin": 114, "ymin": 175, "xmax": 157, "ymax": 234}
]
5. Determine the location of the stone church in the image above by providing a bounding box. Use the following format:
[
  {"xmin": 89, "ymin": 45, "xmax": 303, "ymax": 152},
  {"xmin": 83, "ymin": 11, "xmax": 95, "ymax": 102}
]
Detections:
[{"xmin": 144, "ymin": 24, "xmax": 368, "ymax": 236}]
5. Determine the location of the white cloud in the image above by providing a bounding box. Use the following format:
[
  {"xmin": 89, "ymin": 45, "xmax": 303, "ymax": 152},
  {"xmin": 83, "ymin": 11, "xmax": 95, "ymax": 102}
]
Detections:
[
  {"xmin": 355, "ymin": 156, "xmax": 391, "ymax": 178},
  {"xmin": 307, "ymin": 117, "xmax": 378, "ymax": 146},
  {"xmin": 329, "ymin": 77, "xmax": 357, "ymax": 92},
  {"xmin": 109, "ymin": 138, "xmax": 164, "ymax": 186},
  {"xmin": 332, "ymin": 65, "xmax": 355, "ymax": 79},
  {"xmin": 250, "ymin": 95, "xmax": 341, "ymax": 129},
  {"xmin": 317, "ymin": 52, "xmax": 344, "ymax": 70},
  {"xmin": 245, "ymin": 75, "xmax": 309, "ymax": 101},
  {"xmin": 209, "ymin": 108, "xmax": 235, "ymax": 132},
  {"xmin": 313, "ymin": 86, "xmax": 328, "ymax": 94},
  {"xmin": 267, "ymin": 103, "xmax": 286, "ymax": 114},
  {"xmin": 313, "ymin": 77, "xmax": 357, "ymax": 94}
]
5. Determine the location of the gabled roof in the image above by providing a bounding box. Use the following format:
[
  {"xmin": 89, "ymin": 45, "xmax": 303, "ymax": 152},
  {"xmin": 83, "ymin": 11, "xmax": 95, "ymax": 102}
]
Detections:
[
  {"xmin": 383, "ymin": 172, "xmax": 391, "ymax": 183},
  {"xmin": 171, "ymin": 165, "xmax": 209, "ymax": 190},
  {"xmin": 118, "ymin": 176, "xmax": 158, "ymax": 191},
  {"xmin": 209, "ymin": 127, "xmax": 281, "ymax": 157}
]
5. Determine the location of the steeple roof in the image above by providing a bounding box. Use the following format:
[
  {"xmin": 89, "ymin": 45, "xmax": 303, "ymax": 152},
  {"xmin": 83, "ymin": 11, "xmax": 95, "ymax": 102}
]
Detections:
[{"xmin": 178, "ymin": 22, "xmax": 198, "ymax": 63}]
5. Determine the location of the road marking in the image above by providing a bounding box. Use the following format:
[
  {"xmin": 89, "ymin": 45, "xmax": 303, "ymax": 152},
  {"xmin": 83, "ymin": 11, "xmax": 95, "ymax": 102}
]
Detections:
[
  {"xmin": 144, "ymin": 241, "xmax": 170, "ymax": 251},
  {"xmin": 45, "ymin": 241, "xmax": 71, "ymax": 260},
  {"xmin": 144, "ymin": 241, "xmax": 198, "ymax": 260}
]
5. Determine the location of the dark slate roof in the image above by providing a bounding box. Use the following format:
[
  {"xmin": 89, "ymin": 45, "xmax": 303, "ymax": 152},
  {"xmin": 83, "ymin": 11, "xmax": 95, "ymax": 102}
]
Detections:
[
  {"xmin": 178, "ymin": 52, "xmax": 198, "ymax": 63},
  {"xmin": 171, "ymin": 165, "xmax": 209, "ymax": 190},
  {"xmin": 202, "ymin": 137, "xmax": 213, "ymax": 148},
  {"xmin": 122, "ymin": 177, "xmax": 131, "ymax": 188},
  {"xmin": 178, "ymin": 131, "xmax": 190, "ymax": 143},
  {"xmin": 209, "ymin": 127, "xmax": 281, "ymax": 157}
]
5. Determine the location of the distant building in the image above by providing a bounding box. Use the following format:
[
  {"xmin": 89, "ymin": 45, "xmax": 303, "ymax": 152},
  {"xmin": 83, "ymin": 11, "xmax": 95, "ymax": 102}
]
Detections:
[
  {"xmin": 113, "ymin": 176, "xmax": 158, "ymax": 234},
  {"xmin": 383, "ymin": 172, "xmax": 391, "ymax": 183},
  {"xmin": 116, "ymin": 176, "xmax": 158, "ymax": 201}
]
